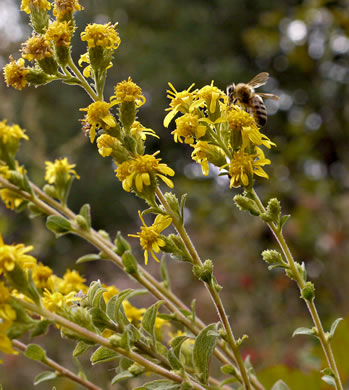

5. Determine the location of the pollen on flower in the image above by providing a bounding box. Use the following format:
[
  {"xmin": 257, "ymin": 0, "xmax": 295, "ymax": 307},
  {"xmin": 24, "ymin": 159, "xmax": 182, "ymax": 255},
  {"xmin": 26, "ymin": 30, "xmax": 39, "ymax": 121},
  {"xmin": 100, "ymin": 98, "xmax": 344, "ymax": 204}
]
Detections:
[
  {"xmin": 227, "ymin": 105, "xmax": 257, "ymax": 131},
  {"xmin": 112, "ymin": 77, "xmax": 146, "ymax": 107},
  {"xmin": 172, "ymin": 113, "xmax": 206, "ymax": 144},
  {"xmin": 22, "ymin": 34, "xmax": 53, "ymax": 61},
  {"xmin": 129, "ymin": 211, "xmax": 172, "ymax": 265},
  {"xmin": 45, "ymin": 157, "xmax": 80, "ymax": 184},
  {"xmin": 228, "ymin": 150, "xmax": 270, "ymax": 188},
  {"xmin": 45, "ymin": 21, "xmax": 73, "ymax": 47},
  {"xmin": 3, "ymin": 57, "xmax": 29, "ymax": 90},
  {"xmin": 21, "ymin": 0, "xmax": 51, "ymax": 14},
  {"xmin": 32, "ymin": 263, "xmax": 53, "ymax": 289},
  {"xmin": 80, "ymin": 101, "xmax": 116, "ymax": 143},
  {"xmin": 81, "ymin": 23, "xmax": 120, "ymax": 50},
  {"xmin": 53, "ymin": 0, "xmax": 82, "ymax": 21}
]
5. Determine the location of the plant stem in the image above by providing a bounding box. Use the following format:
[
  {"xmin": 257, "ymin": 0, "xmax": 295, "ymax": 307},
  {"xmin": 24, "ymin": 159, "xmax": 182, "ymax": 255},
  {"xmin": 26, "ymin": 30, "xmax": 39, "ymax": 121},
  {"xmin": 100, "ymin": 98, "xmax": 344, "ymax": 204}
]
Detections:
[
  {"xmin": 16, "ymin": 299, "xmax": 206, "ymax": 390},
  {"xmin": 12, "ymin": 339, "xmax": 102, "ymax": 390},
  {"xmin": 155, "ymin": 187, "xmax": 253, "ymax": 390},
  {"xmin": 250, "ymin": 188, "xmax": 343, "ymax": 390}
]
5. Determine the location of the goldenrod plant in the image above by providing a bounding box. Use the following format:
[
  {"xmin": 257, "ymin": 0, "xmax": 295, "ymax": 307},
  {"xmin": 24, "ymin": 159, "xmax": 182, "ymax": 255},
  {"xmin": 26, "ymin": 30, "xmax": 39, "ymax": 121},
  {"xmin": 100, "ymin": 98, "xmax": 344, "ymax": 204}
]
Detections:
[{"xmin": 0, "ymin": 1, "xmax": 345, "ymax": 389}]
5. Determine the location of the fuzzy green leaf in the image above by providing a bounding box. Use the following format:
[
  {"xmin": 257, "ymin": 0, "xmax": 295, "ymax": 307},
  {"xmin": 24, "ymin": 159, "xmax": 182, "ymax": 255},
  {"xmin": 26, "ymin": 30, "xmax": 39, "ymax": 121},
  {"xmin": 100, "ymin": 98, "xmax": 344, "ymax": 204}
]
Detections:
[
  {"xmin": 134, "ymin": 379, "xmax": 180, "ymax": 390},
  {"xmin": 25, "ymin": 344, "xmax": 47, "ymax": 362},
  {"xmin": 111, "ymin": 371, "xmax": 134, "ymax": 384},
  {"xmin": 46, "ymin": 215, "xmax": 72, "ymax": 237},
  {"xmin": 329, "ymin": 317, "xmax": 343, "ymax": 339},
  {"xmin": 33, "ymin": 371, "xmax": 57, "ymax": 385},
  {"xmin": 141, "ymin": 301, "xmax": 164, "ymax": 345},
  {"xmin": 321, "ymin": 375, "xmax": 336, "ymax": 387},
  {"xmin": 79, "ymin": 203, "xmax": 91, "ymax": 228},
  {"xmin": 73, "ymin": 341, "xmax": 94, "ymax": 357},
  {"xmin": 292, "ymin": 327, "xmax": 315, "ymax": 337},
  {"xmin": 271, "ymin": 380, "xmax": 291, "ymax": 390},
  {"xmin": 90, "ymin": 346, "xmax": 119, "ymax": 365},
  {"xmin": 168, "ymin": 336, "xmax": 188, "ymax": 370},
  {"xmin": 160, "ymin": 257, "xmax": 170, "ymax": 289},
  {"xmin": 31, "ymin": 319, "xmax": 51, "ymax": 338},
  {"xmin": 280, "ymin": 215, "xmax": 291, "ymax": 231},
  {"xmin": 76, "ymin": 254, "xmax": 101, "ymax": 264},
  {"xmin": 193, "ymin": 323, "xmax": 219, "ymax": 384}
]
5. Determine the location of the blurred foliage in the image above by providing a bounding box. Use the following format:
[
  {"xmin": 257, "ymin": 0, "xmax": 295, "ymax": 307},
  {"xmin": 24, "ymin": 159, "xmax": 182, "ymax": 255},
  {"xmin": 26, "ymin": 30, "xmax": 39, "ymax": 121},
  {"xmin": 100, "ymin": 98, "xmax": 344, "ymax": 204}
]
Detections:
[{"xmin": 0, "ymin": 0, "xmax": 349, "ymax": 388}]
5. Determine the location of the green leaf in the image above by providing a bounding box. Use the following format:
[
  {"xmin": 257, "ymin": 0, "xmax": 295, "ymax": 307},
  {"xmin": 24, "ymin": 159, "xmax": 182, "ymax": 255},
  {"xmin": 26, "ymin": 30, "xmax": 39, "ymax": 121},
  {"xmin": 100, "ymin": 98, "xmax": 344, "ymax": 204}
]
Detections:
[
  {"xmin": 193, "ymin": 323, "xmax": 219, "ymax": 384},
  {"xmin": 220, "ymin": 364, "xmax": 237, "ymax": 376},
  {"xmin": 280, "ymin": 214, "xmax": 291, "ymax": 231},
  {"xmin": 73, "ymin": 341, "xmax": 94, "ymax": 357},
  {"xmin": 134, "ymin": 379, "xmax": 180, "ymax": 390},
  {"xmin": 271, "ymin": 380, "xmax": 291, "ymax": 390},
  {"xmin": 160, "ymin": 257, "xmax": 170, "ymax": 289},
  {"xmin": 168, "ymin": 335, "xmax": 188, "ymax": 371},
  {"xmin": 329, "ymin": 317, "xmax": 343, "ymax": 339},
  {"xmin": 31, "ymin": 319, "xmax": 51, "ymax": 338},
  {"xmin": 179, "ymin": 193, "xmax": 187, "ymax": 222},
  {"xmin": 46, "ymin": 215, "xmax": 72, "ymax": 237},
  {"xmin": 90, "ymin": 346, "xmax": 119, "ymax": 365},
  {"xmin": 79, "ymin": 203, "xmax": 91, "ymax": 228},
  {"xmin": 111, "ymin": 371, "xmax": 134, "ymax": 384},
  {"xmin": 25, "ymin": 344, "xmax": 47, "ymax": 362},
  {"xmin": 33, "ymin": 371, "xmax": 57, "ymax": 385},
  {"xmin": 292, "ymin": 327, "xmax": 315, "ymax": 337},
  {"xmin": 76, "ymin": 254, "xmax": 101, "ymax": 264},
  {"xmin": 141, "ymin": 301, "xmax": 164, "ymax": 345}
]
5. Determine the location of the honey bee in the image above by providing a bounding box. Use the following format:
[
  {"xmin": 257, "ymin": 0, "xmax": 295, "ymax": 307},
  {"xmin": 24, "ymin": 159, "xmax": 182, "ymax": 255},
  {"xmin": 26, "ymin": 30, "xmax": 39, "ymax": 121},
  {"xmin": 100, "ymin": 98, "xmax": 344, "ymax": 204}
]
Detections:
[{"xmin": 226, "ymin": 72, "xmax": 279, "ymax": 127}]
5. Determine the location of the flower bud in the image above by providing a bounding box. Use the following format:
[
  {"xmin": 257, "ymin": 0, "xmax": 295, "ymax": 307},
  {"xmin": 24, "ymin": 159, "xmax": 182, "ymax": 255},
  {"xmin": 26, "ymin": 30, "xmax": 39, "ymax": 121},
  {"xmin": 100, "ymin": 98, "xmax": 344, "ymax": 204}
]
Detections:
[
  {"xmin": 301, "ymin": 282, "xmax": 315, "ymax": 302},
  {"xmin": 121, "ymin": 251, "xmax": 138, "ymax": 275},
  {"xmin": 233, "ymin": 194, "xmax": 260, "ymax": 216}
]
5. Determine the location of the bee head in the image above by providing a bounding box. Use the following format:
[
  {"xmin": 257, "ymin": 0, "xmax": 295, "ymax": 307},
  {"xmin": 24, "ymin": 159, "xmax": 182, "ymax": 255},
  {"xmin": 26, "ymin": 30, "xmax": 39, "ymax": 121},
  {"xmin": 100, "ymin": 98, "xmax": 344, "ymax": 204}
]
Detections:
[{"xmin": 226, "ymin": 83, "xmax": 235, "ymax": 104}]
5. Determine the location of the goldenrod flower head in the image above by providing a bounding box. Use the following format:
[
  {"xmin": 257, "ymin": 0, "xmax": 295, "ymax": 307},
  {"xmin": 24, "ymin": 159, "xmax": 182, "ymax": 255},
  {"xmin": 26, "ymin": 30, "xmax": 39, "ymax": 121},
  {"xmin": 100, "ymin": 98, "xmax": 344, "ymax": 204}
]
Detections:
[
  {"xmin": 53, "ymin": 0, "xmax": 82, "ymax": 21},
  {"xmin": 21, "ymin": 0, "xmax": 51, "ymax": 14},
  {"xmin": 129, "ymin": 211, "xmax": 172, "ymax": 264},
  {"xmin": 115, "ymin": 152, "xmax": 175, "ymax": 193},
  {"xmin": 32, "ymin": 263, "xmax": 53, "ymax": 289},
  {"xmin": 3, "ymin": 57, "xmax": 29, "ymax": 90},
  {"xmin": 226, "ymin": 105, "xmax": 256, "ymax": 131},
  {"xmin": 81, "ymin": 23, "xmax": 120, "ymax": 50},
  {"xmin": 0, "ymin": 320, "xmax": 18, "ymax": 357},
  {"xmin": 0, "ymin": 282, "xmax": 16, "ymax": 322},
  {"xmin": 123, "ymin": 300, "xmax": 146, "ymax": 322},
  {"xmin": 0, "ymin": 164, "xmax": 11, "ymax": 180},
  {"xmin": 241, "ymin": 126, "xmax": 276, "ymax": 150},
  {"xmin": 42, "ymin": 289, "xmax": 76, "ymax": 312},
  {"xmin": 45, "ymin": 21, "xmax": 73, "ymax": 47},
  {"xmin": 131, "ymin": 121, "xmax": 159, "ymax": 140},
  {"xmin": 97, "ymin": 134, "xmax": 118, "ymax": 157},
  {"xmin": 112, "ymin": 77, "xmax": 146, "ymax": 107},
  {"xmin": 198, "ymin": 82, "xmax": 226, "ymax": 113},
  {"xmin": 191, "ymin": 141, "xmax": 226, "ymax": 176},
  {"xmin": 0, "ymin": 120, "xmax": 29, "ymax": 148},
  {"xmin": 172, "ymin": 113, "xmax": 206, "ymax": 144},
  {"xmin": 0, "ymin": 189, "xmax": 25, "ymax": 210},
  {"xmin": 45, "ymin": 157, "xmax": 80, "ymax": 185},
  {"xmin": 0, "ymin": 235, "xmax": 36, "ymax": 276},
  {"xmin": 22, "ymin": 33, "xmax": 53, "ymax": 61},
  {"xmin": 164, "ymin": 83, "xmax": 197, "ymax": 128},
  {"xmin": 228, "ymin": 150, "xmax": 270, "ymax": 188},
  {"xmin": 59, "ymin": 269, "xmax": 87, "ymax": 294},
  {"xmin": 103, "ymin": 285, "xmax": 119, "ymax": 303},
  {"xmin": 80, "ymin": 101, "xmax": 116, "ymax": 143}
]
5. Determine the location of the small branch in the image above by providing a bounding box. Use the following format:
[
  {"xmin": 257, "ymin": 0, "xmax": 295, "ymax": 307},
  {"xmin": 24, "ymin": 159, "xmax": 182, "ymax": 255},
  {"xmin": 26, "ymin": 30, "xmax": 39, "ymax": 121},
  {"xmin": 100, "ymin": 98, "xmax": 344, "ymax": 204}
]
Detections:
[{"xmin": 12, "ymin": 339, "xmax": 102, "ymax": 390}]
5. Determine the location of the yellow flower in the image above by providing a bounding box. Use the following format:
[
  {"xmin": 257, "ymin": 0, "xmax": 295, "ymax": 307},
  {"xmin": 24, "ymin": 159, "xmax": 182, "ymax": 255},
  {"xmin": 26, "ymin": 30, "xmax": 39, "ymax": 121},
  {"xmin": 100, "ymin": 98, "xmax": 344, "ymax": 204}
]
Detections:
[
  {"xmin": 123, "ymin": 300, "xmax": 146, "ymax": 322},
  {"xmin": 32, "ymin": 263, "xmax": 53, "ymax": 289},
  {"xmin": 0, "ymin": 282, "xmax": 16, "ymax": 322},
  {"xmin": 0, "ymin": 119, "xmax": 29, "ymax": 146},
  {"xmin": 131, "ymin": 121, "xmax": 159, "ymax": 140},
  {"xmin": 45, "ymin": 157, "xmax": 80, "ymax": 184},
  {"xmin": 97, "ymin": 134, "xmax": 118, "ymax": 157},
  {"xmin": 164, "ymin": 83, "xmax": 198, "ymax": 128},
  {"xmin": 80, "ymin": 101, "xmax": 117, "ymax": 143},
  {"xmin": 53, "ymin": 0, "xmax": 82, "ymax": 21},
  {"xmin": 226, "ymin": 105, "xmax": 256, "ymax": 131},
  {"xmin": 81, "ymin": 23, "xmax": 120, "ymax": 50},
  {"xmin": 129, "ymin": 211, "xmax": 172, "ymax": 264},
  {"xmin": 111, "ymin": 77, "xmax": 146, "ymax": 107},
  {"xmin": 42, "ymin": 290, "xmax": 77, "ymax": 312},
  {"xmin": 0, "ymin": 320, "xmax": 18, "ymax": 357},
  {"xmin": 22, "ymin": 34, "xmax": 53, "ymax": 62},
  {"xmin": 45, "ymin": 21, "xmax": 73, "ymax": 47},
  {"xmin": 227, "ymin": 150, "xmax": 271, "ymax": 188},
  {"xmin": 0, "ymin": 234, "xmax": 37, "ymax": 276},
  {"xmin": 191, "ymin": 141, "xmax": 226, "ymax": 176},
  {"xmin": 198, "ymin": 82, "xmax": 226, "ymax": 113},
  {"xmin": 115, "ymin": 152, "xmax": 175, "ymax": 193},
  {"xmin": 172, "ymin": 113, "xmax": 206, "ymax": 144},
  {"xmin": 3, "ymin": 56, "xmax": 29, "ymax": 90},
  {"xmin": 59, "ymin": 269, "xmax": 87, "ymax": 294},
  {"xmin": 21, "ymin": 0, "xmax": 51, "ymax": 14},
  {"xmin": 0, "ymin": 164, "xmax": 11, "ymax": 179},
  {"xmin": 0, "ymin": 189, "xmax": 25, "ymax": 210},
  {"xmin": 155, "ymin": 316, "xmax": 169, "ymax": 330},
  {"xmin": 103, "ymin": 285, "xmax": 119, "ymax": 303}
]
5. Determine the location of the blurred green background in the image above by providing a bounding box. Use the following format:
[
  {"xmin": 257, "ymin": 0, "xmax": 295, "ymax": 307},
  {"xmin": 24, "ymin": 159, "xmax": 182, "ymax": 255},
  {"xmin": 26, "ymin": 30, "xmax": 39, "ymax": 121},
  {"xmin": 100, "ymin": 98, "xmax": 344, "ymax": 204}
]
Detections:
[{"xmin": 0, "ymin": 0, "xmax": 349, "ymax": 388}]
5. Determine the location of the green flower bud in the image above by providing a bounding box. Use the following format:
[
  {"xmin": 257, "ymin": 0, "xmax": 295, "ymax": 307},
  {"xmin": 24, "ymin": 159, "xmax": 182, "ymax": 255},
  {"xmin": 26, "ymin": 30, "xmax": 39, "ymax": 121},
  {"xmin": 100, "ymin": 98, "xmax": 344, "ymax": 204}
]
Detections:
[
  {"xmin": 56, "ymin": 45, "xmax": 70, "ymax": 67},
  {"xmin": 301, "ymin": 282, "xmax": 315, "ymax": 302},
  {"xmin": 128, "ymin": 362, "xmax": 145, "ymax": 376},
  {"xmin": 38, "ymin": 57, "xmax": 58, "ymax": 75},
  {"xmin": 120, "ymin": 102, "xmax": 136, "ymax": 131},
  {"xmin": 261, "ymin": 249, "xmax": 284, "ymax": 265},
  {"xmin": 121, "ymin": 250, "xmax": 138, "ymax": 274},
  {"xmin": 43, "ymin": 184, "xmax": 58, "ymax": 199},
  {"xmin": 26, "ymin": 68, "xmax": 51, "ymax": 85},
  {"xmin": 114, "ymin": 231, "xmax": 131, "ymax": 255},
  {"xmin": 233, "ymin": 194, "xmax": 260, "ymax": 216},
  {"xmin": 75, "ymin": 214, "xmax": 90, "ymax": 231}
]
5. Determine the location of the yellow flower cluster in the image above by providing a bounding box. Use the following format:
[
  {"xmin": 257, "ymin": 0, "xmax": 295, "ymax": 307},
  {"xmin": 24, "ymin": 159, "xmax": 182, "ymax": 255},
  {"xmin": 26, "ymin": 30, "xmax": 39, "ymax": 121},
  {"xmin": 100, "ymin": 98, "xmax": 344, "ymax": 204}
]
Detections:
[
  {"xmin": 165, "ymin": 81, "xmax": 276, "ymax": 188},
  {"xmin": 3, "ymin": 57, "xmax": 29, "ymax": 91},
  {"xmin": 81, "ymin": 23, "xmax": 120, "ymax": 50},
  {"xmin": 21, "ymin": 0, "xmax": 51, "ymax": 14},
  {"xmin": 111, "ymin": 77, "xmax": 146, "ymax": 107},
  {"xmin": 53, "ymin": 0, "xmax": 82, "ymax": 21},
  {"xmin": 45, "ymin": 157, "xmax": 80, "ymax": 185}
]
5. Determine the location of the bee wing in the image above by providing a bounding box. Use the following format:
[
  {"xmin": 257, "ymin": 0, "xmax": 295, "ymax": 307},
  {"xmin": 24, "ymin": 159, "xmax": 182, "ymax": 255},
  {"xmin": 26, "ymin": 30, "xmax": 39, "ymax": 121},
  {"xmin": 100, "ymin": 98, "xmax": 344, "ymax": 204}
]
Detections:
[
  {"xmin": 257, "ymin": 93, "xmax": 280, "ymax": 100},
  {"xmin": 247, "ymin": 72, "xmax": 269, "ymax": 88}
]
